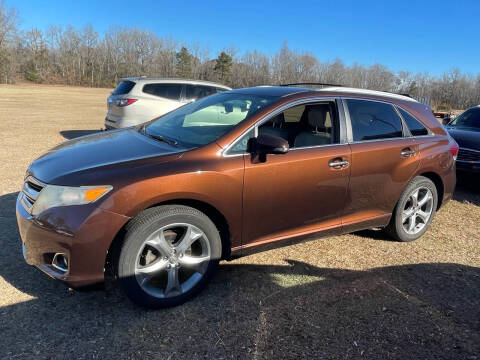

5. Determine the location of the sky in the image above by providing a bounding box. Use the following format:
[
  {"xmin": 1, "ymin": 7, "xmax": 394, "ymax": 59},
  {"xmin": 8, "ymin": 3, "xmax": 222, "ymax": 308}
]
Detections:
[{"xmin": 8, "ymin": 0, "xmax": 480, "ymax": 76}]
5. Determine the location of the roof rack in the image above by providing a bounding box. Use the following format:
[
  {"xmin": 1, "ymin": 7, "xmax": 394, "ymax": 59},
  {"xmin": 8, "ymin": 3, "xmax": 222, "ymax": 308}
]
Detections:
[{"xmin": 279, "ymin": 82, "xmax": 343, "ymax": 87}]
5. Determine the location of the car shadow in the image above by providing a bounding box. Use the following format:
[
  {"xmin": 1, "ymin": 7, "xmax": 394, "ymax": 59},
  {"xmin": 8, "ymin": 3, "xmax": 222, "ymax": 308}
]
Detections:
[
  {"xmin": 0, "ymin": 191, "xmax": 479, "ymax": 359},
  {"xmin": 352, "ymin": 228, "xmax": 393, "ymax": 241},
  {"xmin": 60, "ymin": 129, "xmax": 103, "ymax": 140},
  {"xmin": 454, "ymin": 172, "xmax": 480, "ymax": 206}
]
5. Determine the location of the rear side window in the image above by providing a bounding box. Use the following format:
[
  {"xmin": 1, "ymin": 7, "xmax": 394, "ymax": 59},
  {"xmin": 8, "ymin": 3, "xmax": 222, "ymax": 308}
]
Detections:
[
  {"xmin": 216, "ymin": 87, "xmax": 228, "ymax": 93},
  {"xmin": 112, "ymin": 81, "xmax": 135, "ymax": 95},
  {"xmin": 186, "ymin": 85, "xmax": 217, "ymax": 101},
  {"xmin": 346, "ymin": 99, "xmax": 403, "ymax": 141},
  {"xmin": 398, "ymin": 107, "xmax": 429, "ymax": 136},
  {"xmin": 143, "ymin": 83, "xmax": 182, "ymax": 100}
]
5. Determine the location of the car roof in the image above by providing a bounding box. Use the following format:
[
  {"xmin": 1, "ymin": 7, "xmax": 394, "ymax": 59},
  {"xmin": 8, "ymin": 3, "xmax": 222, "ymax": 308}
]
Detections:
[
  {"xmin": 233, "ymin": 86, "xmax": 313, "ymax": 97},
  {"xmin": 121, "ymin": 77, "xmax": 231, "ymax": 89},
  {"xmin": 232, "ymin": 85, "xmax": 418, "ymax": 103}
]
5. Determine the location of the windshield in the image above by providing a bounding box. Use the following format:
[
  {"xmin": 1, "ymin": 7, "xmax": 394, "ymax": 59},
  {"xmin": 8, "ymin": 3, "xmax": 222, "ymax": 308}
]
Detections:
[
  {"xmin": 448, "ymin": 107, "xmax": 480, "ymax": 130},
  {"xmin": 143, "ymin": 92, "xmax": 278, "ymax": 148}
]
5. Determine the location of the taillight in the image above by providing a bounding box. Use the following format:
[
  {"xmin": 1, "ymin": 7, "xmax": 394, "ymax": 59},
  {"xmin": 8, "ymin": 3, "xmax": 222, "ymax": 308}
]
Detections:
[
  {"xmin": 115, "ymin": 98, "xmax": 137, "ymax": 107},
  {"xmin": 449, "ymin": 139, "xmax": 459, "ymax": 161}
]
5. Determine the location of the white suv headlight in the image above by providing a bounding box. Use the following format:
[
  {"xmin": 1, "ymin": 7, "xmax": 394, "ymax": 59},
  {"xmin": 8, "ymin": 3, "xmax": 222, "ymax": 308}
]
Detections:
[{"xmin": 31, "ymin": 185, "xmax": 112, "ymax": 216}]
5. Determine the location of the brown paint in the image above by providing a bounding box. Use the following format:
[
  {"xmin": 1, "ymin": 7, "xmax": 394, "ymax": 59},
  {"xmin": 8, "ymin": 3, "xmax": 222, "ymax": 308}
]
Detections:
[{"xmin": 16, "ymin": 87, "xmax": 456, "ymax": 287}]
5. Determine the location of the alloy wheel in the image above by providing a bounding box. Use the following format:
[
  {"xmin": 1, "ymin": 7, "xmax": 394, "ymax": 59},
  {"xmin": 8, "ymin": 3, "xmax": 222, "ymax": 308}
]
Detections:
[
  {"xmin": 401, "ymin": 186, "xmax": 434, "ymax": 235},
  {"xmin": 134, "ymin": 223, "xmax": 211, "ymax": 298}
]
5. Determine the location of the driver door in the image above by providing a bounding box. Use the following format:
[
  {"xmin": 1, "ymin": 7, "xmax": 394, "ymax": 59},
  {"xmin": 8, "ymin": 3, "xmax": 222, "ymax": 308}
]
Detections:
[{"xmin": 240, "ymin": 100, "xmax": 351, "ymax": 247}]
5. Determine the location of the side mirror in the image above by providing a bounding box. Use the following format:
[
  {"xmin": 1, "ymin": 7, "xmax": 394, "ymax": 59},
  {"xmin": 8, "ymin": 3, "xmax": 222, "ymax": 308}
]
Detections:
[{"xmin": 247, "ymin": 134, "xmax": 289, "ymax": 163}]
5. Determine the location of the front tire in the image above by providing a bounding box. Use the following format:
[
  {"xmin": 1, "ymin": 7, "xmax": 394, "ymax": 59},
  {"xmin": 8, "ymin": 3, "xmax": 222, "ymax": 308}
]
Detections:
[
  {"xmin": 117, "ymin": 205, "xmax": 222, "ymax": 308},
  {"xmin": 386, "ymin": 176, "xmax": 438, "ymax": 242}
]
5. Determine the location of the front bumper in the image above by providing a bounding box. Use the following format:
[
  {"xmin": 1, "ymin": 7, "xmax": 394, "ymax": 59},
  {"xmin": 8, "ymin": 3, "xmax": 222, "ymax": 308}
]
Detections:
[{"xmin": 16, "ymin": 193, "xmax": 130, "ymax": 288}]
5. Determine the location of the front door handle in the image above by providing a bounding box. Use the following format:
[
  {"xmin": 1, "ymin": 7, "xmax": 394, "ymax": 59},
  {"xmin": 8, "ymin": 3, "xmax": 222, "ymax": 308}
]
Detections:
[
  {"xmin": 401, "ymin": 147, "xmax": 416, "ymax": 157},
  {"xmin": 328, "ymin": 159, "xmax": 349, "ymax": 168}
]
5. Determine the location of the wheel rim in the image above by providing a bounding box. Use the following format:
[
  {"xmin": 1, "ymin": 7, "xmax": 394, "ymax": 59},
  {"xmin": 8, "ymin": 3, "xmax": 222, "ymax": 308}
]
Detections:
[
  {"xmin": 401, "ymin": 186, "xmax": 434, "ymax": 235},
  {"xmin": 134, "ymin": 223, "xmax": 211, "ymax": 298}
]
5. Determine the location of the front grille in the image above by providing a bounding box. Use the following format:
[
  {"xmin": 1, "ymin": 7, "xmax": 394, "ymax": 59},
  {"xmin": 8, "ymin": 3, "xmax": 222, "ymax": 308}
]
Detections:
[
  {"xmin": 20, "ymin": 176, "xmax": 45, "ymax": 213},
  {"xmin": 457, "ymin": 148, "xmax": 480, "ymax": 162}
]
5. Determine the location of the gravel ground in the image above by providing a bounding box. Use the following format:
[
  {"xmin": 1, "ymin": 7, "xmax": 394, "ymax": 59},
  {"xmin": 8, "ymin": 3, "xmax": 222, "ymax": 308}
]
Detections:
[{"xmin": 0, "ymin": 84, "xmax": 479, "ymax": 360}]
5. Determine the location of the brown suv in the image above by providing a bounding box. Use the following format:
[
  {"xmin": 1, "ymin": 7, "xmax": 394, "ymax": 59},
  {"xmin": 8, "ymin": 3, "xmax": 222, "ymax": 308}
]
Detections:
[{"xmin": 16, "ymin": 85, "xmax": 458, "ymax": 308}]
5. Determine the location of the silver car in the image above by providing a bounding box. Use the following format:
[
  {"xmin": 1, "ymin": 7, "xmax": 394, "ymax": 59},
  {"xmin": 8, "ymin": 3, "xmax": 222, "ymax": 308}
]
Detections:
[{"xmin": 105, "ymin": 78, "xmax": 231, "ymax": 129}]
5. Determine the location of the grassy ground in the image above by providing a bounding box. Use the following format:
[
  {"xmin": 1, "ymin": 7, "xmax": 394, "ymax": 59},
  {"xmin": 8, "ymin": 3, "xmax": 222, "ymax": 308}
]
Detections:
[{"xmin": 0, "ymin": 83, "xmax": 479, "ymax": 359}]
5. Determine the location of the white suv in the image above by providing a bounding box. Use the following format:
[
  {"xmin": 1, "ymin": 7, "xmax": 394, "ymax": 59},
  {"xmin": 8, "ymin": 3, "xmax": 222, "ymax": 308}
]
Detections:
[{"xmin": 105, "ymin": 78, "xmax": 231, "ymax": 129}]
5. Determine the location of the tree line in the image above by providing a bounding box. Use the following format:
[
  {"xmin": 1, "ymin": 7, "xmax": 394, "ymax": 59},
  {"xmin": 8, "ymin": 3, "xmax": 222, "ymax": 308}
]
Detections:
[{"xmin": 1, "ymin": 2, "xmax": 479, "ymax": 110}]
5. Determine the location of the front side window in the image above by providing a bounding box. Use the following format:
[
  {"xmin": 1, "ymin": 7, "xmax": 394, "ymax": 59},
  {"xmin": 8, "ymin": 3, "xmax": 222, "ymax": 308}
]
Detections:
[
  {"xmin": 347, "ymin": 99, "xmax": 403, "ymax": 141},
  {"xmin": 398, "ymin": 107, "xmax": 429, "ymax": 136},
  {"xmin": 230, "ymin": 128, "xmax": 255, "ymax": 154},
  {"xmin": 228, "ymin": 101, "xmax": 338, "ymax": 154},
  {"xmin": 448, "ymin": 107, "xmax": 480, "ymax": 130},
  {"xmin": 144, "ymin": 92, "xmax": 278, "ymax": 148},
  {"xmin": 143, "ymin": 83, "xmax": 182, "ymax": 100}
]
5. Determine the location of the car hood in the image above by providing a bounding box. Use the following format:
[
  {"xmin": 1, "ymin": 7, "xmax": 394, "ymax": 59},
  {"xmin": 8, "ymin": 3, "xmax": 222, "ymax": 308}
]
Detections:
[
  {"xmin": 28, "ymin": 128, "xmax": 183, "ymax": 185},
  {"xmin": 446, "ymin": 128, "xmax": 480, "ymax": 150}
]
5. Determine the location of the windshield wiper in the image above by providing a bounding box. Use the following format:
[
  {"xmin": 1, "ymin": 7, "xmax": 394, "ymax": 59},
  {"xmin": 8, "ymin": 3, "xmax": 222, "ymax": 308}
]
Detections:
[{"xmin": 141, "ymin": 125, "xmax": 179, "ymax": 147}]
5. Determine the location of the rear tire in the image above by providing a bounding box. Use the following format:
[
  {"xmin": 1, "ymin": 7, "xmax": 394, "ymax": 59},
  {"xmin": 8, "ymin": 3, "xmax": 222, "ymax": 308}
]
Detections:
[
  {"xmin": 117, "ymin": 205, "xmax": 221, "ymax": 308},
  {"xmin": 386, "ymin": 176, "xmax": 438, "ymax": 242}
]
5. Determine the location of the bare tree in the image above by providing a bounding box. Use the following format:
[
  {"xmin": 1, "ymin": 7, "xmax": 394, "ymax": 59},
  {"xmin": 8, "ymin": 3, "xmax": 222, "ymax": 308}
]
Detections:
[
  {"xmin": 3, "ymin": 2, "xmax": 480, "ymax": 110},
  {"xmin": 0, "ymin": 0, "xmax": 20, "ymax": 83}
]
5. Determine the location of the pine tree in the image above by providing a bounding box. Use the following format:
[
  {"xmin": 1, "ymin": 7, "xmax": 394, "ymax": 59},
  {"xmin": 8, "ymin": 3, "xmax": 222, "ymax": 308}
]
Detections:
[
  {"xmin": 175, "ymin": 46, "xmax": 193, "ymax": 78},
  {"xmin": 214, "ymin": 51, "xmax": 233, "ymax": 83}
]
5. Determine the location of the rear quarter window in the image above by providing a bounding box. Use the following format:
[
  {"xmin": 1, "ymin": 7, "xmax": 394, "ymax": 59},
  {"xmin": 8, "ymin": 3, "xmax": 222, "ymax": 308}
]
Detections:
[
  {"xmin": 397, "ymin": 107, "xmax": 429, "ymax": 136},
  {"xmin": 112, "ymin": 81, "xmax": 136, "ymax": 95},
  {"xmin": 143, "ymin": 83, "xmax": 182, "ymax": 100},
  {"xmin": 186, "ymin": 85, "xmax": 217, "ymax": 100},
  {"xmin": 346, "ymin": 99, "xmax": 403, "ymax": 141}
]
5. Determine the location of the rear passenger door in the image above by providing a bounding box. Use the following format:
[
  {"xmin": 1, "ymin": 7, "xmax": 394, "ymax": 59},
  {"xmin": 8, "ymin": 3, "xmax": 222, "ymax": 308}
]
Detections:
[
  {"xmin": 342, "ymin": 98, "xmax": 421, "ymax": 231},
  {"xmin": 141, "ymin": 83, "xmax": 183, "ymax": 118}
]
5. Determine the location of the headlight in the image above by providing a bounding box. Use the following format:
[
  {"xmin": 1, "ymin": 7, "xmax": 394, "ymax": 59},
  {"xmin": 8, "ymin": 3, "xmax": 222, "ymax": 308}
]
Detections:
[{"xmin": 31, "ymin": 185, "xmax": 113, "ymax": 216}]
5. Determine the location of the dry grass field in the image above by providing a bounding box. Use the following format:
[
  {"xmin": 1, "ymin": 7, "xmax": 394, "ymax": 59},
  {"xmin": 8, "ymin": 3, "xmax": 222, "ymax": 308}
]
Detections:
[{"xmin": 0, "ymin": 83, "xmax": 479, "ymax": 359}]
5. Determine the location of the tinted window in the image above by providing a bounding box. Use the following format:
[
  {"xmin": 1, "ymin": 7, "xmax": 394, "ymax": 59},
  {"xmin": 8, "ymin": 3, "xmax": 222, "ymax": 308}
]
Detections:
[
  {"xmin": 398, "ymin": 108, "xmax": 429, "ymax": 136},
  {"xmin": 347, "ymin": 99, "xmax": 403, "ymax": 141},
  {"xmin": 449, "ymin": 107, "xmax": 480, "ymax": 130},
  {"xmin": 112, "ymin": 81, "xmax": 135, "ymax": 95},
  {"xmin": 186, "ymin": 85, "xmax": 217, "ymax": 100},
  {"xmin": 143, "ymin": 83, "xmax": 182, "ymax": 100},
  {"xmin": 216, "ymin": 87, "xmax": 228, "ymax": 93},
  {"xmin": 229, "ymin": 102, "xmax": 338, "ymax": 154},
  {"xmin": 230, "ymin": 128, "xmax": 255, "ymax": 154}
]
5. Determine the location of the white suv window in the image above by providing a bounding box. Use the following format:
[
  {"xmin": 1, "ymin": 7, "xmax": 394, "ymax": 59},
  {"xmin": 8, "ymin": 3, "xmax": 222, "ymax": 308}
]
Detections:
[
  {"xmin": 185, "ymin": 85, "xmax": 217, "ymax": 101},
  {"xmin": 143, "ymin": 83, "xmax": 182, "ymax": 100},
  {"xmin": 112, "ymin": 81, "xmax": 135, "ymax": 95}
]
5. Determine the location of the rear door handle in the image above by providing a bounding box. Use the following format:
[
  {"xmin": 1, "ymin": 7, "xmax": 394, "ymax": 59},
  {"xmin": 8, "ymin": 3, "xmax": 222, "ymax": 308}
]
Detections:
[
  {"xmin": 328, "ymin": 159, "xmax": 349, "ymax": 168},
  {"xmin": 401, "ymin": 148, "xmax": 416, "ymax": 157}
]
